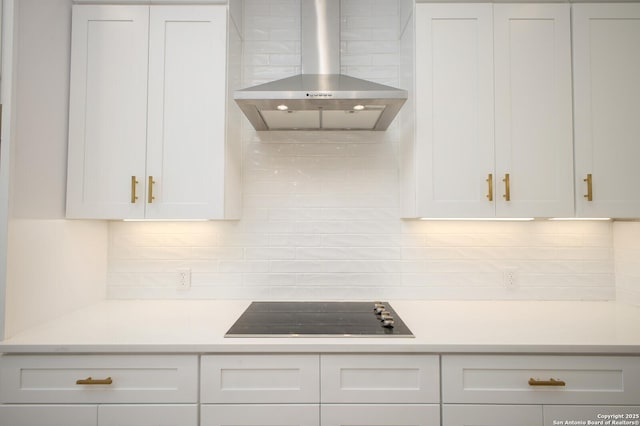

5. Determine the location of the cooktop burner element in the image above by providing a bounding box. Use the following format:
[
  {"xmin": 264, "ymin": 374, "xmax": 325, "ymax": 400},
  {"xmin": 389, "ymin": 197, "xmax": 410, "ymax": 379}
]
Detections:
[{"xmin": 225, "ymin": 301, "xmax": 414, "ymax": 337}]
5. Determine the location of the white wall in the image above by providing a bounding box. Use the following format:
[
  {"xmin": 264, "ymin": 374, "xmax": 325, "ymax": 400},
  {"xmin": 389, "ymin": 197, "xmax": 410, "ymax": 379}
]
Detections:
[
  {"xmin": 11, "ymin": 0, "xmax": 70, "ymax": 219},
  {"xmin": 614, "ymin": 222, "xmax": 640, "ymax": 305},
  {"xmin": 106, "ymin": 0, "xmax": 616, "ymax": 302},
  {"xmin": 3, "ymin": 0, "xmax": 108, "ymax": 338}
]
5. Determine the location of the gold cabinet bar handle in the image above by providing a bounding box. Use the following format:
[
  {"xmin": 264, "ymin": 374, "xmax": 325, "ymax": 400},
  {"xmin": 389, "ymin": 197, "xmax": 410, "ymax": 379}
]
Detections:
[
  {"xmin": 584, "ymin": 173, "xmax": 593, "ymax": 201},
  {"xmin": 486, "ymin": 174, "xmax": 494, "ymax": 201},
  {"xmin": 528, "ymin": 377, "xmax": 566, "ymax": 387},
  {"xmin": 148, "ymin": 176, "xmax": 155, "ymax": 204},
  {"xmin": 131, "ymin": 176, "xmax": 139, "ymax": 204},
  {"xmin": 503, "ymin": 173, "xmax": 511, "ymax": 201},
  {"xmin": 76, "ymin": 377, "xmax": 113, "ymax": 385}
]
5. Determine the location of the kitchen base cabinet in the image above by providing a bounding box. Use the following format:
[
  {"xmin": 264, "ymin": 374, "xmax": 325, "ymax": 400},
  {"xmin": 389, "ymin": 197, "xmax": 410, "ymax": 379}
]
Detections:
[
  {"xmin": 0, "ymin": 355, "xmax": 198, "ymax": 426},
  {"xmin": 0, "ymin": 405, "xmax": 97, "ymax": 426},
  {"xmin": 321, "ymin": 404, "xmax": 440, "ymax": 426},
  {"xmin": 0, "ymin": 404, "xmax": 198, "ymax": 426},
  {"xmin": 201, "ymin": 404, "xmax": 319, "ymax": 426},
  {"xmin": 441, "ymin": 355, "xmax": 640, "ymax": 405},
  {"xmin": 0, "ymin": 354, "xmax": 198, "ymax": 403},
  {"xmin": 200, "ymin": 354, "xmax": 320, "ymax": 404},
  {"xmin": 99, "ymin": 405, "xmax": 198, "ymax": 426},
  {"xmin": 442, "ymin": 404, "xmax": 543, "ymax": 426},
  {"xmin": 200, "ymin": 354, "xmax": 440, "ymax": 426},
  {"xmin": 320, "ymin": 354, "xmax": 440, "ymax": 404},
  {"xmin": 442, "ymin": 355, "xmax": 640, "ymax": 426}
]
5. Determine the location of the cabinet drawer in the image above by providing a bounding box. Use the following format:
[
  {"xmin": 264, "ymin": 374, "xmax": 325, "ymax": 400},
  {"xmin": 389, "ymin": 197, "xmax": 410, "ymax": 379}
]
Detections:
[
  {"xmin": 321, "ymin": 404, "xmax": 440, "ymax": 426},
  {"xmin": 201, "ymin": 404, "xmax": 319, "ymax": 426},
  {"xmin": 200, "ymin": 354, "xmax": 319, "ymax": 403},
  {"xmin": 0, "ymin": 355, "xmax": 198, "ymax": 404},
  {"xmin": 0, "ymin": 405, "xmax": 97, "ymax": 426},
  {"xmin": 321, "ymin": 354, "xmax": 440, "ymax": 403},
  {"xmin": 442, "ymin": 355, "xmax": 640, "ymax": 404},
  {"xmin": 443, "ymin": 404, "xmax": 543, "ymax": 426},
  {"xmin": 99, "ymin": 404, "xmax": 198, "ymax": 426}
]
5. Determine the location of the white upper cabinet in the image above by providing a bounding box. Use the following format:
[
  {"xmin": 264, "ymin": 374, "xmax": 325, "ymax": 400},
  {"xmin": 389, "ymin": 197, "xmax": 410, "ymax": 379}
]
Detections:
[
  {"xmin": 66, "ymin": 6, "xmax": 149, "ymax": 220},
  {"xmin": 413, "ymin": 4, "xmax": 495, "ymax": 218},
  {"xmin": 407, "ymin": 3, "xmax": 573, "ymax": 219},
  {"xmin": 146, "ymin": 6, "xmax": 230, "ymax": 220},
  {"xmin": 573, "ymin": 4, "xmax": 640, "ymax": 218},
  {"xmin": 493, "ymin": 4, "xmax": 574, "ymax": 218},
  {"xmin": 66, "ymin": 5, "xmax": 240, "ymax": 220}
]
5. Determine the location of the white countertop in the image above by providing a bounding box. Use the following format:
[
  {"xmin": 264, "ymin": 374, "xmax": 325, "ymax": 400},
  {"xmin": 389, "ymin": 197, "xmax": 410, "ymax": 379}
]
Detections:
[{"xmin": 1, "ymin": 300, "xmax": 640, "ymax": 354}]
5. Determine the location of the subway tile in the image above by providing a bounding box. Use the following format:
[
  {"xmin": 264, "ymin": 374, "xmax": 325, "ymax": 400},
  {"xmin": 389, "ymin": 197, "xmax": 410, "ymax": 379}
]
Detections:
[
  {"xmin": 296, "ymin": 247, "xmax": 402, "ymax": 260},
  {"xmin": 269, "ymin": 234, "xmax": 323, "ymax": 247},
  {"xmin": 243, "ymin": 40, "xmax": 299, "ymax": 55},
  {"xmin": 269, "ymin": 53, "xmax": 301, "ymax": 66},
  {"xmin": 106, "ymin": 0, "xmax": 620, "ymax": 303},
  {"xmin": 243, "ymin": 0, "xmax": 271, "ymax": 16}
]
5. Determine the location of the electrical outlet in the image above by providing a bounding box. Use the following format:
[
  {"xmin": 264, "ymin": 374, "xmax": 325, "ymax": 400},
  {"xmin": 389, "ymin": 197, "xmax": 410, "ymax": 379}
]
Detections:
[
  {"xmin": 177, "ymin": 268, "xmax": 191, "ymax": 290},
  {"xmin": 503, "ymin": 269, "xmax": 517, "ymax": 288}
]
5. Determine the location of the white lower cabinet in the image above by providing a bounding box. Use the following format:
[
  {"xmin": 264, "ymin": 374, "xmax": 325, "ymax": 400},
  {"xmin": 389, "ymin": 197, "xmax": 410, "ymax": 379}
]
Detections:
[
  {"xmin": 0, "ymin": 404, "xmax": 198, "ymax": 426},
  {"xmin": 200, "ymin": 354, "xmax": 319, "ymax": 404},
  {"xmin": 441, "ymin": 355, "xmax": 640, "ymax": 426},
  {"xmin": 201, "ymin": 404, "xmax": 319, "ymax": 426},
  {"xmin": 0, "ymin": 405, "xmax": 97, "ymax": 426},
  {"xmin": 200, "ymin": 354, "xmax": 440, "ymax": 426},
  {"xmin": 320, "ymin": 354, "xmax": 440, "ymax": 404},
  {"xmin": 0, "ymin": 355, "xmax": 199, "ymax": 426},
  {"xmin": 4, "ymin": 353, "xmax": 637, "ymax": 426},
  {"xmin": 322, "ymin": 404, "xmax": 440, "ymax": 426},
  {"xmin": 99, "ymin": 405, "xmax": 198, "ymax": 426},
  {"xmin": 441, "ymin": 355, "xmax": 640, "ymax": 405},
  {"xmin": 442, "ymin": 404, "xmax": 543, "ymax": 426}
]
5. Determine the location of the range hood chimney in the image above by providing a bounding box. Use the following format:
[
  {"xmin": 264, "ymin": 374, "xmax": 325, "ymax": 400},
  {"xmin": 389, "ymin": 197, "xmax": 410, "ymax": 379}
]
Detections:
[{"xmin": 234, "ymin": 0, "xmax": 407, "ymax": 131}]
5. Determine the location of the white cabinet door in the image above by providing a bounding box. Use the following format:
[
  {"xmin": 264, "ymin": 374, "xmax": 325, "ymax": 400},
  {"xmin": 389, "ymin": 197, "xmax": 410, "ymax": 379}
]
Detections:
[
  {"xmin": 0, "ymin": 354, "xmax": 199, "ymax": 404},
  {"xmin": 573, "ymin": 4, "xmax": 640, "ymax": 218},
  {"xmin": 200, "ymin": 354, "xmax": 320, "ymax": 404},
  {"xmin": 443, "ymin": 404, "xmax": 542, "ymax": 426},
  {"xmin": 411, "ymin": 3, "xmax": 573, "ymax": 219},
  {"xmin": 441, "ymin": 355, "xmax": 640, "ymax": 405},
  {"xmin": 201, "ymin": 404, "xmax": 319, "ymax": 426},
  {"xmin": 493, "ymin": 4, "xmax": 573, "ymax": 218},
  {"xmin": 66, "ymin": 5, "xmax": 149, "ymax": 219},
  {"xmin": 320, "ymin": 354, "xmax": 440, "ymax": 404},
  {"xmin": 98, "ymin": 405, "xmax": 198, "ymax": 426},
  {"xmin": 321, "ymin": 404, "xmax": 440, "ymax": 426},
  {"xmin": 0, "ymin": 405, "xmax": 97, "ymax": 426},
  {"xmin": 146, "ymin": 6, "xmax": 228, "ymax": 220},
  {"xmin": 413, "ymin": 3, "xmax": 495, "ymax": 218},
  {"xmin": 67, "ymin": 5, "xmax": 239, "ymax": 220}
]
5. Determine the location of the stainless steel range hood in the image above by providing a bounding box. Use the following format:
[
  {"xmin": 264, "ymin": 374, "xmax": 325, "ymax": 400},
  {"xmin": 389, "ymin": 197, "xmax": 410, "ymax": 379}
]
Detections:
[{"xmin": 234, "ymin": 0, "xmax": 408, "ymax": 131}]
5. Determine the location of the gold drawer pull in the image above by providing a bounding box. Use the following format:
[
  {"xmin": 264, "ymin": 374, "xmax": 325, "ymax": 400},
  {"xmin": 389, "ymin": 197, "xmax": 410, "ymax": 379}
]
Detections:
[
  {"xmin": 528, "ymin": 377, "xmax": 566, "ymax": 387},
  {"xmin": 76, "ymin": 377, "xmax": 113, "ymax": 385}
]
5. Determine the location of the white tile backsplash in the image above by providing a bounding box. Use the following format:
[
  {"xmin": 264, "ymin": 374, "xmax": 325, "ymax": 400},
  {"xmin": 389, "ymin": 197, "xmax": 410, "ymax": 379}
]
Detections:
[
  {"xmin": 614, "ymin": 222, "xmax": 640, "ymax": 305},
  {"xmin": 106, "ymin": 0, "xmax": 619, "ymax": 301}
]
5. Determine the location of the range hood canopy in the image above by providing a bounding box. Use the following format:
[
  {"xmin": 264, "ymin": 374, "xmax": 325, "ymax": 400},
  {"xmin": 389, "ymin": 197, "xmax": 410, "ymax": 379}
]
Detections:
[{"xmin": 234, "ymin": 0, "xmax": 408, "ymax": 131}]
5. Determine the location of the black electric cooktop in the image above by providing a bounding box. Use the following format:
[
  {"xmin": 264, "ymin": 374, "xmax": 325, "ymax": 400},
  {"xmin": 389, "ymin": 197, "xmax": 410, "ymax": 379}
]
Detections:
[{"xmin": 225, "ymin": 301, "xmax": 414, "ymax": 338}]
